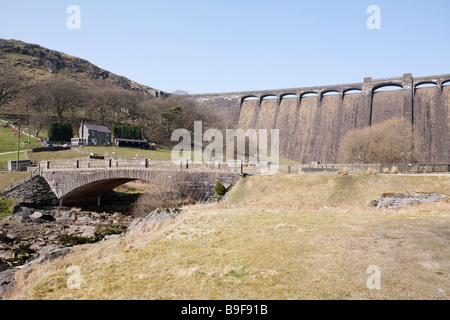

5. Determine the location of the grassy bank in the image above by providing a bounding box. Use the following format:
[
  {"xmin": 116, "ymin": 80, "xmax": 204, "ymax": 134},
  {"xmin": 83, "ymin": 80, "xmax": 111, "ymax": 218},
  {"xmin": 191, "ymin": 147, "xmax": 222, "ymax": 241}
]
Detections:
[
  {"xmin": 5, "ymin": 174, "xmax": 449, "ymax": 300},
  {"xmin": 0, "ymin": 124, "xmax": 41, "ymax": 153},
  {"xmin": 0, "ymin": 196, "xmax": 16, "ymax": 219}
]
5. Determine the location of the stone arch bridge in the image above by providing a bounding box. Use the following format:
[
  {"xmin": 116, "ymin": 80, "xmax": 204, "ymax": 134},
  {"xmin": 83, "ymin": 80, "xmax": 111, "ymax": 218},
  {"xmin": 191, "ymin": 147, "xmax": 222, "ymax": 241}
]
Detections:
[{"xmin": 38, "ymin": 159, "xmax": 243, "ymax": 206}]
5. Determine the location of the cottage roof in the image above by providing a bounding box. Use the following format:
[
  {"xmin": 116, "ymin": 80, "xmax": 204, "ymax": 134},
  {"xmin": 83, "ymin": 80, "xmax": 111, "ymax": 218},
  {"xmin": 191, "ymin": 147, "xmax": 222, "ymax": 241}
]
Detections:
[{"xmin": 84, "ymin": 124, "xmax": 112, "ymax": 133}]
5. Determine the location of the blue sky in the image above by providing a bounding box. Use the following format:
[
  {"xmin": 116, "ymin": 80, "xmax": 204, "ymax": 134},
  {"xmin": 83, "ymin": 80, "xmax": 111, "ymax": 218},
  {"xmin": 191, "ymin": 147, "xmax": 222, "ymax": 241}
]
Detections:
[{"xmin": 1, "ymin": 0, "xmax": 449, "ymax": 93}]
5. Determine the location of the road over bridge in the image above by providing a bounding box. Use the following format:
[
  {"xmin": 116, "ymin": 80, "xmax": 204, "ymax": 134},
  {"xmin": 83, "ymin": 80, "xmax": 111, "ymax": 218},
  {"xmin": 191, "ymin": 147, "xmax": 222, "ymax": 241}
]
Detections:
[{"xmin": 38, "ymin": 159, "xmax": 244, "ymax": 206}]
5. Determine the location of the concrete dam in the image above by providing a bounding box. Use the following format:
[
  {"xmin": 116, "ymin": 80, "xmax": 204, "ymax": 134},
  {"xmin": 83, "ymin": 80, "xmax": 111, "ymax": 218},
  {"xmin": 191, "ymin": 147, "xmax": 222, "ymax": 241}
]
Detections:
[{"xmin": 190, "ymin": 73, "xmax": 450, "ymax": 164}]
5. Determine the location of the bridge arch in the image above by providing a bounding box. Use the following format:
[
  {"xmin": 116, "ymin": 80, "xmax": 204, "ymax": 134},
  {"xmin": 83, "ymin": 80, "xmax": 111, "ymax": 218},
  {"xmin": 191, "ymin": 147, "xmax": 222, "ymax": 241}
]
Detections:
[
  {"xmin": 260, "ymin": 94, "xmax": 278, "ymax": 102},
  {"xmin": 372, "ymin": 83, "xmax": 403, "ymax": 93},
  {"xmin": 240, "ymin": 95, "xmax": 259, "ymax": 109},
  {"xmin": 414, "ymin": 81, "xmax": 439, "ymax": 93},
  {"xmin": 319, "ymin": 90, "xmax": 341, "ymax": 103},
  {"xmin": 343, "ymin": 88, "xmax": 363, "ymax": 95},
  {"xmin": 61, "ymin": 178, "xmax": 137, "ymax": 206},
  {"xmin": 279, "ymin": 93, "xmax": 298, "ymax": 105},
  {"xmin": 299, "ymin": 91, "xmax": 319, "ymax": 105}
]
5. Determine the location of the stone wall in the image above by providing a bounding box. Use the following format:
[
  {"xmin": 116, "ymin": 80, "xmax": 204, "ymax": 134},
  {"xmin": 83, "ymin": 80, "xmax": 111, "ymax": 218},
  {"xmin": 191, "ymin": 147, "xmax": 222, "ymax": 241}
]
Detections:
[{"xmin": 1, "ymin": 176, "xmax": 58, "ymax": 207}]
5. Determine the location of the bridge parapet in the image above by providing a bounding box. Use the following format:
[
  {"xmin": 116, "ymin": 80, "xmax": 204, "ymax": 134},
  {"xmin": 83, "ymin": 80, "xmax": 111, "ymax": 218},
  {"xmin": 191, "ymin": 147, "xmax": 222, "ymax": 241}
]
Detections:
[{"xmin": 39, "ymin": 159, "xmax": 249, "ymax": 174}]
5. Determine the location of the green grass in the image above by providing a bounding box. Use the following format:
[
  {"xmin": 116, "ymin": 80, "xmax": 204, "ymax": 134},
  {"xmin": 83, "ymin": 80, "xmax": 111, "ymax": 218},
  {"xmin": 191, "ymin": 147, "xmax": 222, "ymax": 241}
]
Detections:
[
  {"xmin": 0, "ymin": 196, "xmax": 16, "ymax": 219},
  {"xmin": 0, "ymin": 123, "xmax": 41, "ymax": 153},
  {"xmin": 0, "ymin": 152, "xmax": 28, "ymax": 170},
  {"xmin": 28, "ymin": 150, "xmax": 88, "ymax": 163},
  {"xmin": 79, "ymin": 146, "xmax": 182, "ymax": 161}
]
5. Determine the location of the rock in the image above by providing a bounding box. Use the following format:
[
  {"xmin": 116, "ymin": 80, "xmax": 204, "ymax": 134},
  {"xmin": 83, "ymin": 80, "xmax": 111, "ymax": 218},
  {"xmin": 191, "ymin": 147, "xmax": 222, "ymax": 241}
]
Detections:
[
  {"xmin": 369, "ymin": 192, "xmax": 448, "ymax": 209},
  {"xmin": 3, "ymin": 215, "xmax": 30, "ymax": 223},
  {"xmin": 0, "ymin": 269, "xmax": 17, "ymax": 298},
  {"xmin": 77, "ymin": 214, "xmax": 93, "ymax": 222},
  {"xmin": 53, "ymin": 211, "xmax": 77, "ymax": 222},
  {"xmin": 126, "ymin": 208, "xmax": 181, "ymax": 236},
  {"xmin": 103, "ymin": 234, "xmax": 120, "ymax": 241},
  {"xmin": 25, "ymin": 244, "xmax": 70, "ymax": 268},
  {"xmin": 0, "ymin": 251, "xmax": 10, "ymax": 260},
  {"xmin": 11, "ymin": 206, "xmax": 34, "ymax": 216},
  {"xmin": 67, "ymin": 225, "xmax": 96, "ymax": 238},
  {"xmin": 30, "ymin": 212, "xmax": 55, "ymax": 222},
  {"xmin": 0, "ymin": 243, "xmax": 13, "ymax": 251}
]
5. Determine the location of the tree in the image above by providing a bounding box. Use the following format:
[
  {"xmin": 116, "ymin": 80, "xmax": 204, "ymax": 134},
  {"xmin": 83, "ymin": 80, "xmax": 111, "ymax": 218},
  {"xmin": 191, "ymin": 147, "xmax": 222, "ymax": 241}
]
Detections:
[
  {"xmin": 45, "ymin": 77, "xmax": 81, "ymax": 123},
  {"xmin": 29, "ymin": 112, "xmax": 50, "ymax": 138},
  {"xmin": 0, "ymin": 65, "xmax": 20, "ymax": 109},
  {"xmin": 161, "ymin": 105, "xmax": 183, "ymax": 138},
  {"xmin": 337, "ymin": 117, "xmax": 423, "ymax": 164},
  {"xmin": 48, "ymin": 122, "xmax": 73, "ymax": 142},
  {"xmin": 114, "ymin": 125, "xmax": 142, "ymax": 140}
]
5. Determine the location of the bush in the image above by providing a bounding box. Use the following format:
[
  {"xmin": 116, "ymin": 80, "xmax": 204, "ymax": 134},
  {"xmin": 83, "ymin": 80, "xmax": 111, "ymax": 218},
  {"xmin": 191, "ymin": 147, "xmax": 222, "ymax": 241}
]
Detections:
[
  {"xmin": 214, "ymin": 182, "xmax": 227, "ymax": 196},
  {"xmin": 48, "ymin": 122, "xmax": 73, "ymax": 142},
  {"xmin": 114, "ymin": 125, "xmax": 142, "ymax": 140},
  {"xmin": 337, "ymin": 117, "xmax": 422, "ymax": 164},
  {"xmin": 132, "ymin": 172, "xmax": 204, "ymax": 218},
  {"xmin": 365, "ymin": 168, "xmax": 378, "ymax": 175}
]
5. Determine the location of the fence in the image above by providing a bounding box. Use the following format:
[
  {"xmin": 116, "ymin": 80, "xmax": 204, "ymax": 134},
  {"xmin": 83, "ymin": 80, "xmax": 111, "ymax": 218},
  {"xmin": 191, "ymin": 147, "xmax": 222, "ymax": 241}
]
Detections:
[
  {"xmin": 36, "ymin": 158, "xmax": 450, "ymax": 175},
  {"xmin": 278, "ymin": 163, "xmax": 450, "ymax": 175}
]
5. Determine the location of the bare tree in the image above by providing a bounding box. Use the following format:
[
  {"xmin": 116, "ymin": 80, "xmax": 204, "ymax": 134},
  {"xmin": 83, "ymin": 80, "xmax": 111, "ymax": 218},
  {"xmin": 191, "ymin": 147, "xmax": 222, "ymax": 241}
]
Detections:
[
  {"xmin": 337, "ymin": 117, "xmax": 423, "ymax": 163},
  {"xmin": 44, "ymin": 77, "xmax": 81, "ymax": 122},
  {"xmin": 29, "ymin": 112, "xmax": 50, "ymax": 138},
  {"xmin": 0, "ymin": 65, "xmax": 20, "ymax": 109}
]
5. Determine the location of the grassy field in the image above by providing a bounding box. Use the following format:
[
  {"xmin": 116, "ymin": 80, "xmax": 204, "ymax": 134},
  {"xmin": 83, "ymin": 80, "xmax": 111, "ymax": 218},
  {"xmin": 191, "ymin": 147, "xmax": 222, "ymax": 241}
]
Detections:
[
  {"xmin": 0, "ymin": 152, "xmax": 28, "ymax": 170},
  {"xmin": 78, "ymin": 146, "xmax": 175, "ymax": 161},
  {"xmin": 0, "ymin": 123, "xmax": 41, "ymax": 153},
  {"xmin": 6, "ymin": 174, "xmax": 450, "ymax": 300}
]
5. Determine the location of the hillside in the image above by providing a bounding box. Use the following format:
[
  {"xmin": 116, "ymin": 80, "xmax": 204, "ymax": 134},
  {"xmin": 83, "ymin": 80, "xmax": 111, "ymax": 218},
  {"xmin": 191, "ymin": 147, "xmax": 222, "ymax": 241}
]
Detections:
[
  {"xmin": 0, "ymin": 38, "xmax": 164, "ymax": 96},
  {"xmin": 5, "ymin": 174, "xmax": 450, "ymax": 300}
]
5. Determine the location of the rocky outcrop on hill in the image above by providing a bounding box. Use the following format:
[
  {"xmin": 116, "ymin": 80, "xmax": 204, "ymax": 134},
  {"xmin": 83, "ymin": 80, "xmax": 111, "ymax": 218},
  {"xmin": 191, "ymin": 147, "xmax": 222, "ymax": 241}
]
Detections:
[
  {"xmin": 369, "ymin": 192, "xmax": 449, "ymax": 209},
  {"xmin": 0, "ymin": 38, "xmax": 164, "ymax": 96},
  {"xmin": 126, "ymin": 208, "xmax": 181, "ymax": 236}
]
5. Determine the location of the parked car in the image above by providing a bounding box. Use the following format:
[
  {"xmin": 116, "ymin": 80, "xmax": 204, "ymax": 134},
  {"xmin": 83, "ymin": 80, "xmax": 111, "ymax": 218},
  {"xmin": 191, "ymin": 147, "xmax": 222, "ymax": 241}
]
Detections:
[{"xmin": 42, "ymin": 141, "xmax": 53, "ymax": 147}]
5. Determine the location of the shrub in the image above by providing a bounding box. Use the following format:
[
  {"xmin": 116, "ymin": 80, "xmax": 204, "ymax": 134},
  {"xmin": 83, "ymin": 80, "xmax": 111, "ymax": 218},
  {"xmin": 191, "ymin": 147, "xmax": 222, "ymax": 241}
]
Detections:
[
  {"xmin": 132, "ymin": 172, "xmax": 205, "ymax": 218},
  {"xmin": 48, "ymin": 122, "xmax": 73, "ymax": 142},
  {"xmin": 365, "ymin": 168, "xmax": 378, "ymax": 175},
  {"xmin": 338, "ymin": 167, "xmax": 349, "ymax": 175},
  {"xmin": 382, "ymin": 167, "xmax": 390, "ymax": 174},
  {"xmin": 390, "ymin": 166, "xmax": 399, "ymax": 174},
  {"xmin": 214, "ymin": 182, "xmax": 227, "ymax": 196},
  {"xmin": 337, "ymin": 117, "xmax": 422, "ymax": 164}
]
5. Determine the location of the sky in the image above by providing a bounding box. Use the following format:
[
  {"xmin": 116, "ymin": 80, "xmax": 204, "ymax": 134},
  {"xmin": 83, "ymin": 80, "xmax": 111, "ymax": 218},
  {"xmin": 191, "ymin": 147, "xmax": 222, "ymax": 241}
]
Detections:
[{"xmin": 1, "ymin": 0, "xmax": 450, "ymax": 94}]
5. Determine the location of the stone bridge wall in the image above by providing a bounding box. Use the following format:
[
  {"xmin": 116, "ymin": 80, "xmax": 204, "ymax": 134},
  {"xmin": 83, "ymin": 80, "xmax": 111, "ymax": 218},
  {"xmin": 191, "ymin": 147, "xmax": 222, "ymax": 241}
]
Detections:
[{"xmin": 39, "ymin": 163, "xmax": 242, "ymax": 206}]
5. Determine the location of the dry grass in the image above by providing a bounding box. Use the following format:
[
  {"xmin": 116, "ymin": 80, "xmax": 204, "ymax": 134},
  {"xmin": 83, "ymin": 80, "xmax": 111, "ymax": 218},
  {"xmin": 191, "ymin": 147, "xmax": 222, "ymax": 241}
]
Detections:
[
  {"xmin": 4, "ymin": 174, "xmax": 450, "ymax": 300},
  {"xmin": 0, "ymin": 171, "xmax": 30, "ymax": 192}
]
